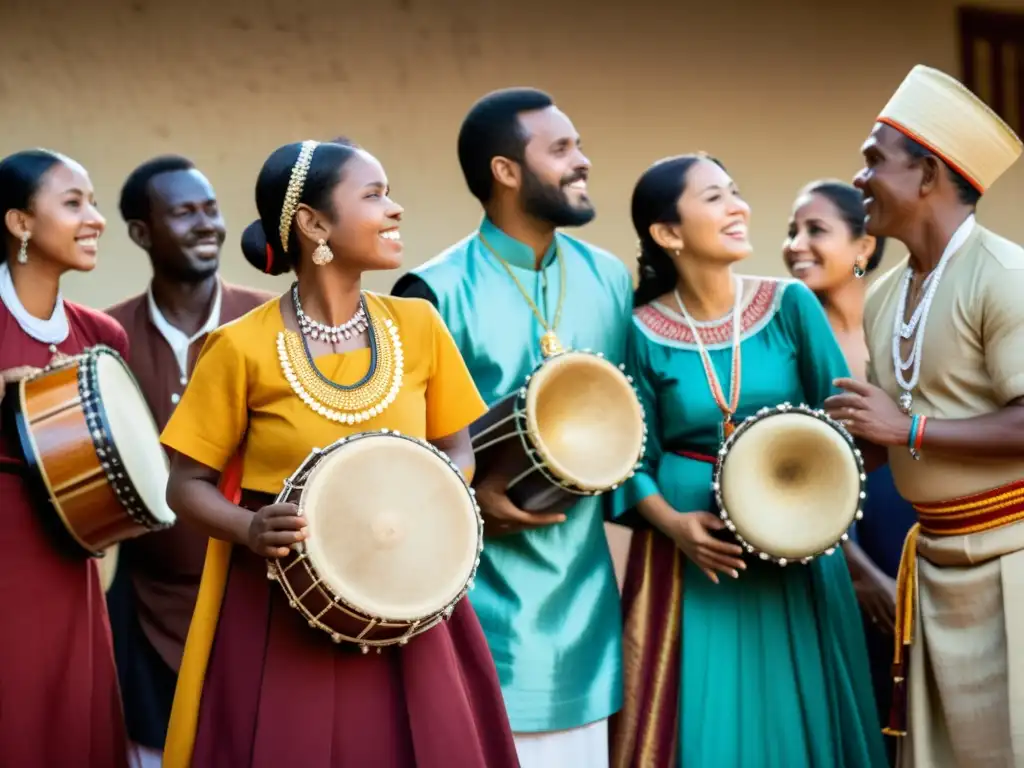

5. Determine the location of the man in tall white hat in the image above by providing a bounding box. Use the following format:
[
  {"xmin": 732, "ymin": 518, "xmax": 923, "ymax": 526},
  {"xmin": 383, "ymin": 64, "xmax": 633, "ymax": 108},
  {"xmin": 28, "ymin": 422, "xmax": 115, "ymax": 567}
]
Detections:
[{"xmin": 825, "ymin": 64, "xmax": 1024, "ymax": 767}]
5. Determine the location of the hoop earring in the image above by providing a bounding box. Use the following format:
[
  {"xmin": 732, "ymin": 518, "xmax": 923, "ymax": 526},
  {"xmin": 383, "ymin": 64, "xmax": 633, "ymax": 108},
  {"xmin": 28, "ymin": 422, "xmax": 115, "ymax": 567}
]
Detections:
[
  {"xmin": 312, "ymin": 239, "xmax": 334, "ymax": 267},
  {"xmin": 17, "ymin": 232, "xmax": 29, "ymax": 265},
  {"xmin": 853, "ymin": 263, "xmax": 866, "ymax": 279}
]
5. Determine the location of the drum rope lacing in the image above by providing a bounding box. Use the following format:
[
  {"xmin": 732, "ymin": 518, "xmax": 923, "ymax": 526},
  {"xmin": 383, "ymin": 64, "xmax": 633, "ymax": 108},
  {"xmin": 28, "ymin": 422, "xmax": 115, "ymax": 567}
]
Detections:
[
  {"xmin": 673, "ymin": 275, "xmax": 744, "ymax": 437},
  {"xmin": 277, "ymin": 293, "xmax": 405, "ymax": 425},
  {"xmin": 478, "ymin": 232, "xmax": 566, "ymax": 358}
]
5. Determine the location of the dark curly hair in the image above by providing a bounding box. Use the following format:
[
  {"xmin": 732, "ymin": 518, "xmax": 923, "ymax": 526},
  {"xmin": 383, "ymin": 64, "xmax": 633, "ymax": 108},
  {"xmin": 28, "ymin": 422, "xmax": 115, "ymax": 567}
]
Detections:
[{"xmin": 632, "ymin": 153, "xmax": 726, "ymax": 307}]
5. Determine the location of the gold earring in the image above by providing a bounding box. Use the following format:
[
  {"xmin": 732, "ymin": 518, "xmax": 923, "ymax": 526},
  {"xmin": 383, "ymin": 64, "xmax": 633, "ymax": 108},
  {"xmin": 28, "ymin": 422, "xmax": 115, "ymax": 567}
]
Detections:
[
  {"xmin": 312, "ymin": 238, "xmax": 334, "ymax": 267},
  {"xmin": 17, "ymin": 232, "xmax": 29, "ymax": 264}
]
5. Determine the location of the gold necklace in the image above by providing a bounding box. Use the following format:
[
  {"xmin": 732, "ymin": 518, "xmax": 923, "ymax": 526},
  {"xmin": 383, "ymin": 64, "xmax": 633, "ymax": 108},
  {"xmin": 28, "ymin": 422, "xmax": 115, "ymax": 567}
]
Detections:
[
  {"xmin": 478, "ymin": 232, "xmax": 567, "ymax": 358},
  {"xmin": 277, "ymin": 297, "xmax": 404, "ymax": 425}
]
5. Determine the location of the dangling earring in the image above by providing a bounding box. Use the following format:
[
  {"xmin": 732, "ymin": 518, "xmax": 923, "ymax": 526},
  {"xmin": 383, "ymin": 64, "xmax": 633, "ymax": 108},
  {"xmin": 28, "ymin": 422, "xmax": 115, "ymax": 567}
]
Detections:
[
  {"xmin": 312, "ymin": 238, "xmax": 334, "ymax": 267},
  {"xmin": 853, "ymin": 262, "xmax": 866, "ymax": 279},
  {"xmin": 16, "ymin": 232, "xmax": 29, "ymax": 264}
]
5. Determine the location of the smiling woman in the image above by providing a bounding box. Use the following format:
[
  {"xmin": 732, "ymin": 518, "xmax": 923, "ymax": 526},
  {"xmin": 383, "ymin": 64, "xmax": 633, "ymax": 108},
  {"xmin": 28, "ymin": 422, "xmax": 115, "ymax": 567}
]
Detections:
[
  {"xmin": 0, "ymin": 148, "xmax": 132, "ymax": 767},
  {"xmin": 158, "ymin": 139, "xmax": 520, "ymax": 768},
  {"xmin": 609, "ymin": 155, "xmax": 887, "ymax": 767}
]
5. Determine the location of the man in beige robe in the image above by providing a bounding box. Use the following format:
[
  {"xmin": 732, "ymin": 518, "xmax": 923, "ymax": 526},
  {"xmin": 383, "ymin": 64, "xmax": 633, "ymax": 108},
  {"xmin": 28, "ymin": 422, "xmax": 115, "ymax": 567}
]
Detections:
[{"xmin": 825, "ymin": 65, "xmax": 1024, "ymax": 767}]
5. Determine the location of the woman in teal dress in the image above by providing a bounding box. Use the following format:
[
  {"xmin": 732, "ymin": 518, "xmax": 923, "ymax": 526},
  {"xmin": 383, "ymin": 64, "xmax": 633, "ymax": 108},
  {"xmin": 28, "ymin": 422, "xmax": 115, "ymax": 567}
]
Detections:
[{"xmin": 608, "ymin": 154, "xmax": 886, "ymax": 768}]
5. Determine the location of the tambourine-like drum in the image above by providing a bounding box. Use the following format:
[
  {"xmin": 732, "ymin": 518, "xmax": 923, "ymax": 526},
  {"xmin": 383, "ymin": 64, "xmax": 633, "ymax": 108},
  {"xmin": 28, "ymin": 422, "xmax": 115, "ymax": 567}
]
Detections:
[
  {"xmin": 712, "ymin": 402, "xmax": 865, "ymax": 565},
  {"xmin": 10, "ymin": 345, "xmax": 175, "ymax": 557},
  {"xmin": 268, "ymin": 429, "xmax": 483, "ymax": 652},
  {"xmin": 470, "ymin": 350, "xmax": 647, "ymax": 511}
]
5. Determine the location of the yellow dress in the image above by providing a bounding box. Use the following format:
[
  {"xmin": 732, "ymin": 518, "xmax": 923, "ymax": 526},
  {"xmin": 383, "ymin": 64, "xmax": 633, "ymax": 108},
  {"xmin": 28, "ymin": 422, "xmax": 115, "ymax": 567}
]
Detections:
[{"xmin": 158, "ymin": 292, "xmax": 521, "ymax": 768}]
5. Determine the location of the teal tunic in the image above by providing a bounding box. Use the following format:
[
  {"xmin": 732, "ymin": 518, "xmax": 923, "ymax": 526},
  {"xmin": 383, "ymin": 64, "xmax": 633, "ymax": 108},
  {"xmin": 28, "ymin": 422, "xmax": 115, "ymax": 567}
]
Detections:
[
  {"xmin": 620, "ymin": 278, "xmax": 887, "ymax": 767},
  {"xmin": 395, "ymin": 217, "xmax": 633, "ymax": 733}
]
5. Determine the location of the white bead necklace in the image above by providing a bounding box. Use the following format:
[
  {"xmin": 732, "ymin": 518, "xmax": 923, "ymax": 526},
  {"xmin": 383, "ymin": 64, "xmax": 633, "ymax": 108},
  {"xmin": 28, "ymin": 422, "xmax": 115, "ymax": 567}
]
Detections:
[{"xmin": 891, "ymin": 216, "xmax": 975, "ymax": 413}]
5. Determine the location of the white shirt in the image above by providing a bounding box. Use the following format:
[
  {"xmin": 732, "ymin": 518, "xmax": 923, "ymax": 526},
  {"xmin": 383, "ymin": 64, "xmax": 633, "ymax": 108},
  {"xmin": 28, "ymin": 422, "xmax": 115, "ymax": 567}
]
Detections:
[
  {"xmin": 146, "ymin": 281, "xmax": 222, "ymax": 389},
  {"xmin": 0, "ymin": 261, "xmax": 69, "ymax": 345}
]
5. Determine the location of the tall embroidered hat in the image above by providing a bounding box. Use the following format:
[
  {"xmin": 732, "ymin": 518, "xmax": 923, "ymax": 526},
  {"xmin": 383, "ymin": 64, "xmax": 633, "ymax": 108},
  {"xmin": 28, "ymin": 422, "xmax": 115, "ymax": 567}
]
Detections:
[{"xmin": 876, "ymin": 64, "xmax": 1023, "ymax": 193}]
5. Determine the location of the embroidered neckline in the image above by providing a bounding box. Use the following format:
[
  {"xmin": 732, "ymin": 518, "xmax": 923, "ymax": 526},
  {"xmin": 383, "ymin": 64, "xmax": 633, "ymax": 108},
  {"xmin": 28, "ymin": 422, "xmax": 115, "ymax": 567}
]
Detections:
[{"xmin": 636, "ymin": 279, "xmax": 778, "ymax": 348}]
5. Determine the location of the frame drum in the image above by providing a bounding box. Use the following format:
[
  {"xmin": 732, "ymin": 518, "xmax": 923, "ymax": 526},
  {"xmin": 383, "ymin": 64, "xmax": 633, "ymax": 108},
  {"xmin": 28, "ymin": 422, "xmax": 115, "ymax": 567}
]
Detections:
[
  {"xmin": 470, "ymin": 350, "xmax": 647, "ymax": 511},
  {"xmin": 712, "ymin": 402, "xmax": 865, "ymax": 565},
  {"xmin": 268, "ymin": 429, "xmax": 483, "ymax": 652},
  {"xmin": 11, "ymin": 345, "xmax": 175, "ymax": 557}
]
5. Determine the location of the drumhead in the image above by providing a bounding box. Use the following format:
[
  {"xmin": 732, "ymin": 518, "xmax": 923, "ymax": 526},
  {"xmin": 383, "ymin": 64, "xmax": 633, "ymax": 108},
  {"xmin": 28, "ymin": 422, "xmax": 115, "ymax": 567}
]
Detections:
[
  {"xmin": 95, "ymin": 352, "xmax": 174, "ymax": 524},
  {"xmin": 718, "ymin": 411, "xmax": 859, "ymax": 560},
  {"xmin": 300, "ymin": 433, "xmax": 479, "ymax": 621},
  {"xmin": 525, "ymin": 352, "xmax": 645, "ymax": 491}
]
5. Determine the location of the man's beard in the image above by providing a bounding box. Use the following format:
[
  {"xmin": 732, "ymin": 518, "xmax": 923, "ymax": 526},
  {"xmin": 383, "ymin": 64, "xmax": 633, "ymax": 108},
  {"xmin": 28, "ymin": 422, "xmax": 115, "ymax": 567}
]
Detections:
[{"xmin": 520, "ymin": 167, "xmax": 596, "ymax": 228}]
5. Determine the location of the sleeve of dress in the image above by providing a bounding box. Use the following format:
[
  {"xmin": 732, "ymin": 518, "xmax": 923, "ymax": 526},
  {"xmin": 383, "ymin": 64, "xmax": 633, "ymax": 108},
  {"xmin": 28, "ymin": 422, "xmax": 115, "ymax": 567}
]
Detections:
[
  {"xmin": 981, "ymin": 261, "xmax": 1024, "ymax": 405},
  {"xmin": 615, "ymin": 320, "xmax": 663, "ymax": 513},
  {"xmin": 160, "ymin": 329, "xmax": 249, "ymax": 473},
  {"xmin": 783, "ymin": 280, "xmax": 851, "ymax": 408},
  {"xmin": 423, "ymin": 302, "xmax": 488, "ymax": 440},
  {"xmin": 104, "ymin": 317, "xmax": 131, "ymax": 363}
]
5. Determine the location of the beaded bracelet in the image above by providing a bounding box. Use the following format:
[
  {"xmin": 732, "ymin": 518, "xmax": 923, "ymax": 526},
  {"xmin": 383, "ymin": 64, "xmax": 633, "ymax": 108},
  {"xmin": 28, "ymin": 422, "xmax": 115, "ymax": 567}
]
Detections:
[{"xmin": 908, "ymin": 413, "xmax": 927, "ymax": 460}]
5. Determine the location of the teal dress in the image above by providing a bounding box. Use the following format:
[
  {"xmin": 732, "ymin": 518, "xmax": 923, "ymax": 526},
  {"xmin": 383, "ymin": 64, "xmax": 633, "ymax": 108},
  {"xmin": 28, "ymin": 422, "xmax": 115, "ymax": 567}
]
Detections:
[
  {"xmin": 392, "ymin": 216, "xmax": 634, "ymax": 733},
  {"xmin": 619, "ymin": 278, "xmax": 886, "ymax": 767}
]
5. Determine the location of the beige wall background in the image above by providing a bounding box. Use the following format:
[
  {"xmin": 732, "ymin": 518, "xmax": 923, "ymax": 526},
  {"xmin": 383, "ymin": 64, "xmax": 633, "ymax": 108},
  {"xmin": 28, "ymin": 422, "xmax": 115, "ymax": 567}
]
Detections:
[
  {"xmin": 5, "ymin": 0, "xmax": 1023, "ymax": 585},
  {"xmin": 3, "ymin": 0, "xmax": 1023, "ymax": 312}
]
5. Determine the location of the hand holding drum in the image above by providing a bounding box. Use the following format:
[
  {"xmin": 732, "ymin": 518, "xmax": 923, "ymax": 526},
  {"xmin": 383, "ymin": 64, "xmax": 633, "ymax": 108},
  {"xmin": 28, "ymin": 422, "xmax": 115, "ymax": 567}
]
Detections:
[
  {"xmin": 665, "ymin": 510, "xmax": 746, "ymax": 584},
  {"xmin": 248, "ymin": 502, "xmax": 307, "ymax": 558},
  {"xmin": 474, "ymin": 467, "xmax": 568, "ymax": 537}
]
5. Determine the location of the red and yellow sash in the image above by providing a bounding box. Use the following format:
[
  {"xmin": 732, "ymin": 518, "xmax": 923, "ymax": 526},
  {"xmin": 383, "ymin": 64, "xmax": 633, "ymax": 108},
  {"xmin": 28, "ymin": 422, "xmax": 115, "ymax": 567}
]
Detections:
[{"xmin": 884, "ymin": 479, "xmax": 1024, "ymax": 737}]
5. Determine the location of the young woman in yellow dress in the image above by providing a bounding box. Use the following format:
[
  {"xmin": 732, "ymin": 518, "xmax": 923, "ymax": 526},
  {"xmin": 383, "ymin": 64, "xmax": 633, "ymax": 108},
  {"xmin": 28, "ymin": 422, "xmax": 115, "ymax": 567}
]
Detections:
[{"xmin": 159, "ymin": 139, "xmax": 520, "ymax": 768}]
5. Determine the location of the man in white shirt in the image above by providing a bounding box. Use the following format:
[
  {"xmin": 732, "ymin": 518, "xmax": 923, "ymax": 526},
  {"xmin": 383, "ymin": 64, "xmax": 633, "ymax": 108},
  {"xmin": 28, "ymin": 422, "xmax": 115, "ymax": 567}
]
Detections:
[{"xmin": 105, "ymin": 156, "xmax": 271, "ymax": 768}]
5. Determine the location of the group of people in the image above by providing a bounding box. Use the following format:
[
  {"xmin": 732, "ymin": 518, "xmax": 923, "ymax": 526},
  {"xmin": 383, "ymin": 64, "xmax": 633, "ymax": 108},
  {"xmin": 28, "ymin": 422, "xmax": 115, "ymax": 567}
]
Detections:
[{"xmin": 0, "ymin": 62, "xmax": 1022, "ymax": 768}]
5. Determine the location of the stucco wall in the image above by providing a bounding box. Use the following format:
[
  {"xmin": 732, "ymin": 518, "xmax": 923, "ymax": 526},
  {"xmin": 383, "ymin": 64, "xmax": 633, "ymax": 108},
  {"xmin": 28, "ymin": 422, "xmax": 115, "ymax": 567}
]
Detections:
[
  {"xmin": 3, "ymin": 0, "xmax": 1022, "ymax": 310},
  {"xmin": 5, "ymin": 0, "xmax": 1022, "ymax": 584}
]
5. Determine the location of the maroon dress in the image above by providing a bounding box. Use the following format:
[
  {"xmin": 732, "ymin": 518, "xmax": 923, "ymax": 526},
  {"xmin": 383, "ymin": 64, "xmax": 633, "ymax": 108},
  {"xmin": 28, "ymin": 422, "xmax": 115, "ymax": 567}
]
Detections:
[{"xmin": 0, "ymin": 299, "xmax": 130, "ymax": 768}]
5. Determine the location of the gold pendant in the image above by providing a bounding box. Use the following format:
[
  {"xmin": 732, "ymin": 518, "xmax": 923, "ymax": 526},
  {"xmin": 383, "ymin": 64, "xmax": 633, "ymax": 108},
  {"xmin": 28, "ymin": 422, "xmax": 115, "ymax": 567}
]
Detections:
[
  {"xmin": 723, "ymin": 418, "xmax": 736, "ymax": 439},
  {"xmin": 539, "ymin": 331, "xmax": 564, "ymax": 358}
]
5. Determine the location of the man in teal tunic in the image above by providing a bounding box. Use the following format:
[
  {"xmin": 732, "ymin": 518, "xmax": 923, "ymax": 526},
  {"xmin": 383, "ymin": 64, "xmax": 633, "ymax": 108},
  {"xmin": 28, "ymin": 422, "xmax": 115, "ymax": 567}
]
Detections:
[{"xmin": 392, "ymin": 87, "xmax": 633, "ymax": 767}]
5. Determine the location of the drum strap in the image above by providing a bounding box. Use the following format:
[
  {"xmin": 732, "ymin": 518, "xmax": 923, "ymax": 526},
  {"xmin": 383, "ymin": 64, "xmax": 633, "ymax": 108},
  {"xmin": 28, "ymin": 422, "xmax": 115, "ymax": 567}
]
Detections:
[{"xmin": 884, "ymin": 478, "xmax": 1024, "ymax": 737}]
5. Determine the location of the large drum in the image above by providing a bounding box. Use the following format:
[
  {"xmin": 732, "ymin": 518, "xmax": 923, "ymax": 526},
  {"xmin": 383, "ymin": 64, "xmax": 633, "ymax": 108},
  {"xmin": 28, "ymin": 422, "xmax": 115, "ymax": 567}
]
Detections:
[
  {"xmin": 9, "ymin": 345, "xmax": 175, "ymax": 557},
  {"xmin": 712, "ymin": 402, "xmax": 865, "ymax": 565},
  {"xmin": 267, "ymin": 429, "xmax": 483, "ymax": 652},
  {"xmin": 470, "ymin": 350, "xmax": 647, "ymax": 511}
]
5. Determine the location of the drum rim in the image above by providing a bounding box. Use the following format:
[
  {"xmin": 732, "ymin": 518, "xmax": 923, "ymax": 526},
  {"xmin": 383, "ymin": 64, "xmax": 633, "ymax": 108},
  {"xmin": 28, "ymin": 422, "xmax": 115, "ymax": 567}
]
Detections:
[
  {"xmin": 518, "ymin": 349, "xmax": 647, "ymax": 493},
  {"xmin": 13, "ymin": 345, "xmax": 174, "ymax": 557},
  {"xmin": 711, "ymin": 401, "xmax": 866, "ymax": 566},
  {"xmin": 269, "ymin": 429, "xmax": 484, "ymax": 649},
  {"xmin": 91, "ymin": 350, "xmax": 175, "ymax": 526}
]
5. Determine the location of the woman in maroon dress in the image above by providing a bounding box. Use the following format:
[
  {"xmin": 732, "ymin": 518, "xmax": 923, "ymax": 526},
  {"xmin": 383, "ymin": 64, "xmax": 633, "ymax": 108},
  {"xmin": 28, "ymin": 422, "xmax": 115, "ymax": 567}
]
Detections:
[
  {"xmin": 0, "ymin": 149, "xmax": 130, "ymax": 768},
  {"xmin": 160, "ymin": 140, "xmax": 519, "ymax": 768}
]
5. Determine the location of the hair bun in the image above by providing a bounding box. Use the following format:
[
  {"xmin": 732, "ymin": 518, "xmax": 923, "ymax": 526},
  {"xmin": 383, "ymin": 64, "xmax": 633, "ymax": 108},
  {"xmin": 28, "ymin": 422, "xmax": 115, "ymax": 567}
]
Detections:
[{"xmin": 241, "ymin": 220, "xmax": 290, "ymax": 276}]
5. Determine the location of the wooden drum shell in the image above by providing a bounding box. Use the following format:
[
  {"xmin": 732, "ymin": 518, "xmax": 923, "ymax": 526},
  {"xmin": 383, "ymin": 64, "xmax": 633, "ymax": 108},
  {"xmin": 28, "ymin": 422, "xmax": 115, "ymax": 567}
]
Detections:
[
  {"xmin": 267, "ymin": 431, "xmax": 483, "ymax": 653},
  {"xmin": 271, "ymin": 547, "xmax": 447, "ymax": 647},
  {"xmin": 15, "ymin": 365, "xmax": 152, "ymax": 556},
  {"xmin": 469, "ymin": 350, "xmax": 647, "ymax": 514},
  {"xmin": 470, "ymin": 392, "xmax": 577, "ymax": 512}
]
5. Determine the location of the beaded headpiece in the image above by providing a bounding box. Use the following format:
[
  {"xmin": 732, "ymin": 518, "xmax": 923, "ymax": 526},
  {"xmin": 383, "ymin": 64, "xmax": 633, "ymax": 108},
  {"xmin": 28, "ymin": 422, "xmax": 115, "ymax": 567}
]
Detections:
[{"xmin": 279, "ymin": 140, "xmax": 321, "ymax": 254}]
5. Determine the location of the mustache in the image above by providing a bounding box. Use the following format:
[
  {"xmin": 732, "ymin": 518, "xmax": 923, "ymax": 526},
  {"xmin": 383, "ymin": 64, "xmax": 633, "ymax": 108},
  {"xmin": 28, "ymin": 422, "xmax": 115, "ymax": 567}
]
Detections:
[{"xmin": 561, "ymin": 170, "xmax": 588, "ymax": 186}]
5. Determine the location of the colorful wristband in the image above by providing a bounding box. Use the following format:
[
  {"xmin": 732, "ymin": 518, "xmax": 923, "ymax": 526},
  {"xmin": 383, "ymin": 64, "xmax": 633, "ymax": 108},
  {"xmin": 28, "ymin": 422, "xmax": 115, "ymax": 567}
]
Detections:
[{"xmin": 908, "ymin": 414, "xmax": 927, "ymax": 459}]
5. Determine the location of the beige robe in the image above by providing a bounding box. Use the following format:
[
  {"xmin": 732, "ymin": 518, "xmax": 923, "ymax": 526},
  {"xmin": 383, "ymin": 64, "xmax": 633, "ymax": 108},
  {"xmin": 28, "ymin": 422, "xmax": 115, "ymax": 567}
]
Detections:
[{"xmin": 864, "ymin": 223, "xmax": 1024, "ymax": 767}]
